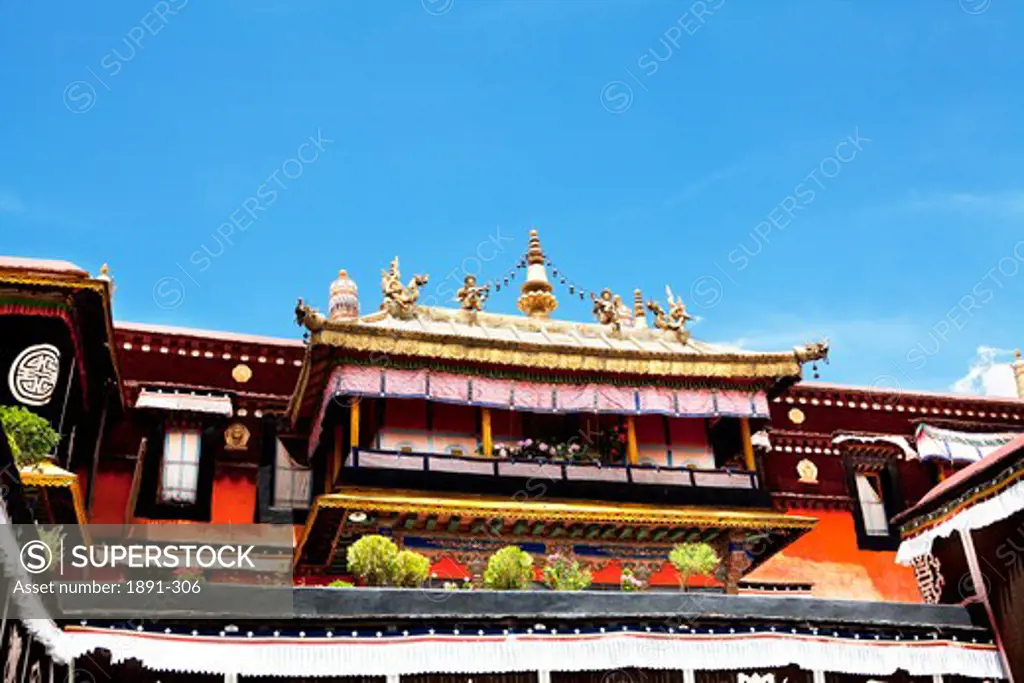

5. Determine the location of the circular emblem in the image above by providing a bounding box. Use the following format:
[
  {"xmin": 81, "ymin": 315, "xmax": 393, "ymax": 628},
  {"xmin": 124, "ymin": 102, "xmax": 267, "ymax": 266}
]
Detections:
[
  {"xmin": 787, "ymin": 407, "xmax": 805, "ymax": 424},
  {"xmin": 224, "ymin": 422, "xmax": 250, "ymax": 451},
  {"xmin": 8, "ymin": 344, "xmax": 61, "ymax": 406},
  {"xmin": 231, "ymin": 363, "xmax": 253, "ymax": 383},
  {"xmin": 796, "ymin": 458, "xmax": 818, "ymax": 484}
]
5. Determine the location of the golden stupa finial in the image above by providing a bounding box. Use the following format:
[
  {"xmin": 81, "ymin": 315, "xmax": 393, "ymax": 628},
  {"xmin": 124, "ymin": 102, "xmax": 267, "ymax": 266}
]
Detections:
[
  {"xmin": 633, "ymin": 289, "xmax": 646, "ymax": 327},
  {"xmin": 517, "ymin": 228, "xmax": 558, "ymax": 318}
]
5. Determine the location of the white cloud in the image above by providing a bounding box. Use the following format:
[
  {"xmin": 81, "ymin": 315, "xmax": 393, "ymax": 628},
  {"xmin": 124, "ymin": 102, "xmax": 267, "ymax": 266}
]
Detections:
[
  {"xmin": 951, "ymin": 346, "xmax": 1018, "ymax": 397},
  {"xmin": 899, "ymin": 190, "xmax": 1024, "ymax": 218}
]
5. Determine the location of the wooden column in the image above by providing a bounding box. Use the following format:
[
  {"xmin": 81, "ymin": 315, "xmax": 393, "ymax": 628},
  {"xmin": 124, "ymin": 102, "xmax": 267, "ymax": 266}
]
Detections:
[
  {"xmin": 626, "ymin": 416, "xmax": 639, "ymax": 465},
  {"xmin": 349, "ymin": 400, "xmax": 361, "ymax": 451},
  {"xmin": 739, "ymin": 417, "xmax": 755, "ymax": 471},
  {"xmin": 481, "ymin": 407, "xmax": 493, "ymax": 457},
  {"xmin": 327, "ymin": 425, "xmax": 343, "ymax": 493}
]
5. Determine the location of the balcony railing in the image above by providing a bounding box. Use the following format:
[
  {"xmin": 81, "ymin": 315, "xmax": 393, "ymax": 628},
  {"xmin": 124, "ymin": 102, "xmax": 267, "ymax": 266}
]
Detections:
[{"xmin": 342, "ymin": 448, "xmax": 762, "ymax": 503}]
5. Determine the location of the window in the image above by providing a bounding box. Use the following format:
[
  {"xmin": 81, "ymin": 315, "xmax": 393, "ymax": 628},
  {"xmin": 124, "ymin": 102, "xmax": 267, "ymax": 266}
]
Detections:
[
  {"xmin": 855, "ymin": 472, "xmax": 889, "ymax": 536},
  {"xmin": 273, "ymin": 438, "xmax": 312, "ymax": 509},
  {"xmin": 160, "ymin": 429, "xmax": 201, "ymax": 504}
]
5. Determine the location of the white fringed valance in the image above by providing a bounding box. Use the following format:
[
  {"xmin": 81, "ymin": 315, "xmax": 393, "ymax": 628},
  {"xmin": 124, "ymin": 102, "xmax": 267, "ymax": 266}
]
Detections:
[
  {"xmin": 60, "ymin": 628, "xmax": 1006, "ymax": 680},
  {"xmin": 896, "ymin": 477, "xmax": 1024, "ymax": 564}
]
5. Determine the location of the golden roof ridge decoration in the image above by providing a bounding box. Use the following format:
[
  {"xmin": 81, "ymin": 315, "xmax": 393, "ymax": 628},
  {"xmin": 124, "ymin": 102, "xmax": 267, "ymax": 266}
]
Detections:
[
  {"xmin": 591, "ymin": 288, "xmax": 633, "ymax": 333},
  {"xmin": 380, "ymin": 256, "xmax": 429, "ymax": 319},
  {"xmin": 456, "ymin": 274, "xmax": 489, "ymax": 316},
  {"xmin": 647, "ymin": 285, "xmax": 695, "ymax": 342},
  {"xmin": 517, "ymin": 229, "xmax": 558, "ymax": 318},
  {"xmin": 290, "ymin": 229, "xmax": 830, "ymax": 383}
]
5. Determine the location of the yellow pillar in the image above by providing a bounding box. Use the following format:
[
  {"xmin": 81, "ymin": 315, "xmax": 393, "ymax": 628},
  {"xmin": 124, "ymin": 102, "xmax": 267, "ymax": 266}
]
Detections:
[
  {"xmin": 349, "ymin": 401, "xmax": 361, "ymax": 452},
  {"xmin": 481, "ymin": 408, "xmax": 493, "ymax": 457},
  {"xmin": 626, "ymin": 416, "xmax": 639, "ymax": 465},
  {"xmin": 739, "ymin": 417, "xmax": 755, "ymax": 471}
]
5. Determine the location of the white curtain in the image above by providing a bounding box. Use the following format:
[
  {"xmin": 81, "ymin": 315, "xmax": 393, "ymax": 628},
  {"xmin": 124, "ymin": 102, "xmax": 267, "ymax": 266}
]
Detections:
[
  {"xmin": 274, "ymin": 439, "xmax": 312, "ymax": 509},
  {"xmin": 855, "ymin": 474, "xmax": 888, "ymax": 536},
  {"xmin": 161, "ymin": 430, "xmax": 202, "ymax": 504}
]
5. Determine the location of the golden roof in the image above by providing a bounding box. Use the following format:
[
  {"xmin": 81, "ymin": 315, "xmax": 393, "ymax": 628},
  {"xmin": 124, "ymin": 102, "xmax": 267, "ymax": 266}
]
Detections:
[{"xmin": 301, "ymin": 305, "xmax": 827, "ymax": 380}]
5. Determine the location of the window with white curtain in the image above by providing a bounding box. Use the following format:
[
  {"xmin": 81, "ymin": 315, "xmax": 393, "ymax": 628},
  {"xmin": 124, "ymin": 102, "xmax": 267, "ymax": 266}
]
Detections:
[
  {"xmin": 855, "ymin": 472, "xmax": 889, "ymax": 536},
  {"xmin": 160, "ymin": 429, "xmax": 202, "ymax": 504},
  {"xmin": 273, "ymin": 438, "xmax": 312, "ymax": 509}
]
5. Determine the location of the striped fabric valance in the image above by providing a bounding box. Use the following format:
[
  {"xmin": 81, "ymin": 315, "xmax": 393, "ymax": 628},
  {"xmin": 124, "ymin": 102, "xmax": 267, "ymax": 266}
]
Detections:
[
  {"xmin": 914, "ymin": 424, "xmax": 1019, "ymax": 464},
  {"xmin": 327, "ymin": 365, "xmax": 768, "ymax": 418}
]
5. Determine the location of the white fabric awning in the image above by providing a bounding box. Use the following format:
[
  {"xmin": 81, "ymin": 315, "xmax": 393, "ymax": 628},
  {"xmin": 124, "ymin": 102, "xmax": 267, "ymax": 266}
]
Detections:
[
  {"xmin": 58, "ymin": 626, "xmax": 1005, "ymax": 679},
  {"xmin": 135, "ymin": 389, "xmax": 233, "ymax": 416},
  {"xmin": 915, "ymin": 424, "xmax": 1018, "ymax": 464},
  {"xmin": 896, "ymin": 477, "xmax": 1024, "ymax": 564}
]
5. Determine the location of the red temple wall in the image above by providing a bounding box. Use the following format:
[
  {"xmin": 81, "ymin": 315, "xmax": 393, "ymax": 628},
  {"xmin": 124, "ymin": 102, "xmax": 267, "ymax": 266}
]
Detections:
[
  {"xmin": 745, "ymin": 508, "xmax": 920, "ymax": 602},
  {"xmin": 210, "ymin": 468, "xmax": 257, "ymax": 524},
  {"xmin": 762, "ymin": 451, "xmax": 850, "ymax": 498},
  {"xmin": 86, "ymin": 468, "xmax": 134, "ymax": 524}
]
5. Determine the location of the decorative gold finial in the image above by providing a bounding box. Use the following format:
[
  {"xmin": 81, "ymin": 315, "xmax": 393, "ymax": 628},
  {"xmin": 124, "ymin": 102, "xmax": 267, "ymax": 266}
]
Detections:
[
  {"xmin": 329, "ymin": 268, "xmax": 359, "ymax": 322},
  {"xmin": 380, "ymin": 256, "xmax": 429, "ymax": 319},
  {"xmin": 96, "ymin": 263, "xmax": 116, "ymax": 294},
  {"xmin": 517, "ymin": 229, "xmax": 558, "ymax": 318},
  {"xmin": 456, "ymin": 274, "xmax": 488, "ymax": 313},
  {"xmin": 633, "ymin": 289, "xmax": 646, "ymax": 328}
]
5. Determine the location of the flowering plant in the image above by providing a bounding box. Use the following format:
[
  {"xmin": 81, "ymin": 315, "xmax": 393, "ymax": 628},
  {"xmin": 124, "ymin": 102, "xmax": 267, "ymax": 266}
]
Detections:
[
  {"xmin": 485, "ymin": 424, "xmax": 630, "ymax": 465},
  {"xmin": 543, "ymin": 553, "xmax": 591, "ymax": 590},
  {"xmin": 620, "ymin": 568, "xmax": 645, "ymax": 592}
]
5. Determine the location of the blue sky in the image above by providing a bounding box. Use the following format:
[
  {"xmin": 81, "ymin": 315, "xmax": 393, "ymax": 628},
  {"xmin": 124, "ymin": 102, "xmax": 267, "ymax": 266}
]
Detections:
[{"xmin": 2, "ymin": 0, "xmax": 1023, "ymax": 395}]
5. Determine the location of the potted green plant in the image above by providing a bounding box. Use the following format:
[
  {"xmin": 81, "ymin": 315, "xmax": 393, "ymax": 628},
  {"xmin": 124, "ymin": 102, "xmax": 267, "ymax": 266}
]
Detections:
[
  {"xmin": 0, "ymin": 406, "xmax": 59, "ymax": 469},
  {"xmin": 392, "ymin": 549, "xmax": 431, "ymax": 587},
  {"xmin": 483, "ymin": 546, "xmax": 534, "ymax": 589},
  {"xmin": 346, "ymin": 534, "xmax": 399, "ymax": 586},
  {"xmin": 668, "ymin": 542, "xmax": 720, "ymax": 592}
]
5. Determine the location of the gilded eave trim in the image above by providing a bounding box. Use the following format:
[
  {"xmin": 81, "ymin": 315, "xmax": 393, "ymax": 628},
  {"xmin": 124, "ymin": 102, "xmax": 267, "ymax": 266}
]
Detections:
[
  {"xmin": 309, "ymin": 328, "xmax": 805, "ymax": 380},
  {"xmin": 312, "ymin": 487, "xmax": 817, "ymax": 530}
]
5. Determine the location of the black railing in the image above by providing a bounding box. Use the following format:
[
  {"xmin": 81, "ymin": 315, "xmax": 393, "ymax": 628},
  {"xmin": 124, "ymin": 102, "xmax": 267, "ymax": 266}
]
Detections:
[{"xmin": 345, "ymin": 448, "xmax": 758, "ymax": 490}]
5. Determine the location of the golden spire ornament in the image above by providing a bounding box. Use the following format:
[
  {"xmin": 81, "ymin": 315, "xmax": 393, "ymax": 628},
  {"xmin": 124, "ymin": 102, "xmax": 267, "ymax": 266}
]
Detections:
[
  {"xmin": 633, "ymin": 289, "xmax": 646, "ymax": 328},
  {"xmin": 517, "ymin": 229, "xmax": 558, "ymax": 318}
]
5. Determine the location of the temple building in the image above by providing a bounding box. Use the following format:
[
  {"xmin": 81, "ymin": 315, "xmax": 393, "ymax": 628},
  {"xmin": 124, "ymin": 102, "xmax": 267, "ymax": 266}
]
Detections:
[{"xmin": 0, "ymin": 234, "xmax": 1018, "ymax": 681}]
